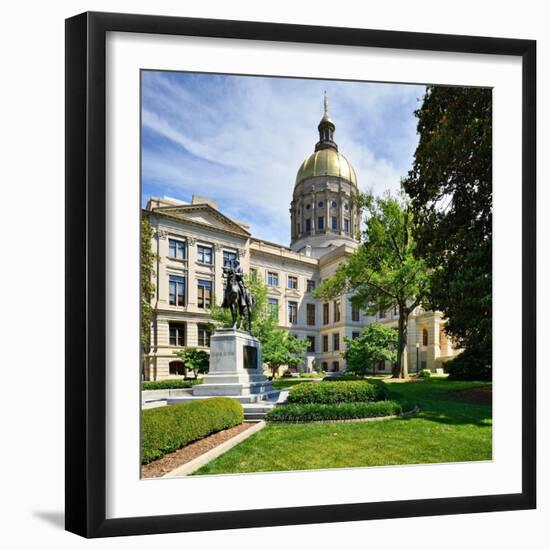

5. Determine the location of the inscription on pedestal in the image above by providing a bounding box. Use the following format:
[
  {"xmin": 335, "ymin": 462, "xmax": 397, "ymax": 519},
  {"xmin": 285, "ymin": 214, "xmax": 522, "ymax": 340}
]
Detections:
[
  {"xmin": 211, "ymin": 351, "xmax": 236, "ymax": 359},
  {"xmin": 243, "ymin": 345, "xmax": 258, "ymax": 370}
]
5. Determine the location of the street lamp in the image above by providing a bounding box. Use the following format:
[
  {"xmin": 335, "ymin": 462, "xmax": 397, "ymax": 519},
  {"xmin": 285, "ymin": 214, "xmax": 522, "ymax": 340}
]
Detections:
[{"xmin": 416, "ymin": 342, "xmax": 420, "ymax": 374}]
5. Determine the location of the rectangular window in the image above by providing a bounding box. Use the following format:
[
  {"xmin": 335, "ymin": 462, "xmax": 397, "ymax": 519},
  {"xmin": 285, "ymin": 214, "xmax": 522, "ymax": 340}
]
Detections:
[
  {"xmin": 268, "ymin": 298, "xmax": 279, "ymax": 320},
  {"xmin": 169, "ymin": 275, "xmax": 185, "ymax": 306},
  {"xmin": 352, "ymin": 304, "xmax": 360, "ymax": 322},
  {"xmin": 317, "ymin": 216, "xmax": 324, "ymax": 230},
  {"xmin": 197, "ymin": 324, "xmax": 211, "ymax": 347},
  {"xmin": 344, "ymin": 218, "xmax": 350, "ymax": 232},
  {"xmin": 306, "ymin": 303, "xmax": 316, "ymax": 326},
  {"xmin": 322, "ymin": 334, "xmax": 329, "ymax": 352},
  {"xmin": 197, "ymin": 245, "xmax": 213, "ymax": 265},
  {"xmin": 287, "ymin": 275, "xmax": 298, "ymax": 289},
  {"xmin": 168, "ymin": 238, "xmax": 186, "ymax": 260},
  {"xmin": 223, "ymin": 250, "xmax": 237, "ymax": 268},
  {"xmin": 169, "ymin": 322, "xmax": 185, "ymax": 346},
  {"xmin": 197, "ymin": 279, "xmax": 212, "ymax": 309},
  {"xmin": 267, "ymin": 271, "xmax": 279, "ymax": 286},
  {"xmin": 334, "ymin": 300, "xmax": 341, "ymax": 322},
  {"xmin": 333, "ymin": 332, "xmax": 340, "ymax": 351},
  {"xmin": 306, "ymin": 335, "xmax": 315, "ymax": 353},
  {"xmin": 323, "ymin": 303, "xmax": 329, "ymax": 325},
  {"xmin": 352, "ymin": 331, "xmax": 360, "ymax": 340},
  {"xmin": 305, "ymin": 218, "xmax": 311, "ymax": 233},
  {"xmin": 288, "ymin": 301, "xmax": 298, "ymax": 324},
  {"xmin": 306, "ymin": 279, "xmax": 316, "ymax": 293},
  {"xmin": 331, "ymin": 216, "xmax": 338, "ymax": 230}
]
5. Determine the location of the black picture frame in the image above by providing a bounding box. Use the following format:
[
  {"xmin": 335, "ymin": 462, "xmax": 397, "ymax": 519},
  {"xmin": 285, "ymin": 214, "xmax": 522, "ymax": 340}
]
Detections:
[{"xmin": 65, "ymin": 11, "xmax": 536, "ymax": 538}]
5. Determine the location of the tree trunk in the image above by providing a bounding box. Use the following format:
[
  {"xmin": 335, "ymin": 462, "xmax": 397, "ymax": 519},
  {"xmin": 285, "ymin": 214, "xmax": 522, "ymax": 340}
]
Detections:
[{"xmin": 394, "ymin": 308, "xmax": 409, "ymax": 378}]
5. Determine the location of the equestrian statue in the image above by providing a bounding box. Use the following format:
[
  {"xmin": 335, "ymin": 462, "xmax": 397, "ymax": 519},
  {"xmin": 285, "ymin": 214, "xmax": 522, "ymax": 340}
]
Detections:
[{"xmin": 221, "ymin": 260, "xmax": 256, "ymax": 333}]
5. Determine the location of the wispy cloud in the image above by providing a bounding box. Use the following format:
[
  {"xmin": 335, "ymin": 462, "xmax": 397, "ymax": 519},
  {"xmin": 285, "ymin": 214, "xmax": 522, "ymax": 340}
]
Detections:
[{"xmin": 141, "ymin": 71, "xmax": 425, "ymax": 244}]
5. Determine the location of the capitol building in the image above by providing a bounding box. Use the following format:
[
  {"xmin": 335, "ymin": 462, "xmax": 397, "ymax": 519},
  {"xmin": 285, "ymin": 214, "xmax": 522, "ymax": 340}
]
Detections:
[{"xmin": 143, "ymin": 99, "xmax": 459, "ymax": 380}]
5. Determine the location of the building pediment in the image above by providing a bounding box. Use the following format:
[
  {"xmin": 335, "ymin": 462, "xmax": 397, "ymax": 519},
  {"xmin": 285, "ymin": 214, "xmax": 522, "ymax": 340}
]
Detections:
[{"xmin": 152, "ymin": 203, "xmax": 251, "ymax": 238}]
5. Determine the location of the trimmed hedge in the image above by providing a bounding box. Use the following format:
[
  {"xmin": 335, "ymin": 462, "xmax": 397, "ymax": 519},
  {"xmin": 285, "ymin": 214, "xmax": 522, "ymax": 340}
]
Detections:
[
  {"xmin": 141, "ymin": 379, "xmax": 202, "ymax": 390},
  {"xmin": 417, "ymin": 369, "xmax": 432, "ymax": 379},
  {"xmin": 141, "ymin": 398, "xmax": 243, "ymax": 464},
  {"xmin": 323, "ymin": 374, "xmax": 365, "ymax": 382},
  {"xmin": 266, "ymin": 400, "xmax": 410, "ymax": 422},
  {"xmin": 287, "ymin": 380, "xmax": 388, "ymax": 404}
]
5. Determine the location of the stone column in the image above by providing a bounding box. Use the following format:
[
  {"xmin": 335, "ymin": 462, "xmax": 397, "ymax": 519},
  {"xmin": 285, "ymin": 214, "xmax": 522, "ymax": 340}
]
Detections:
[
  {"xmin": 187, "ymin": 321, "xmax": 198, "ymax": 347},
  {"xmin": 214, "ymin": 243, "xmax": 224, "ymax": 305},
  {"xmin": 325, "ymin": 186, "xmax": 330, "ymax": 235},
  {"xmin": 426, "ymin": 316, "xmax": 441, "ymax": 371},
  {"xmin": 339, "ymin": 187, "xmax": 344, "ymax": 235},
  {"xmin": 311, "ymin": 186, "xmax": 316, "ymax": 235},
  {"xmin": 186, "ymin": 237, "xmax": 197, "ymax": 308},
  {"xmin": 154, "ymin": 228, "xmax": 168, "ymax": 307}
]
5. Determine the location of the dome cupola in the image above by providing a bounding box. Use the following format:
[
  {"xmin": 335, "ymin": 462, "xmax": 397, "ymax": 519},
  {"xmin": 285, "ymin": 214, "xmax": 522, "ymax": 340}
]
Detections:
[
  {"xmin": 295, "ymin": 93, "xmax": 357, "ymax": 188},
  {"xmin": 289, "ymin": 93, "xmax": 360, "ymax": 257}
]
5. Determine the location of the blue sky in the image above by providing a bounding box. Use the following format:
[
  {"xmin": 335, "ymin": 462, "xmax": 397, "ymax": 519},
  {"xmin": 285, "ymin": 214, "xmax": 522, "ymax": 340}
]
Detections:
[{"xmin": 141, "ymin": 71, "xmax": 425, "ymax": 245}]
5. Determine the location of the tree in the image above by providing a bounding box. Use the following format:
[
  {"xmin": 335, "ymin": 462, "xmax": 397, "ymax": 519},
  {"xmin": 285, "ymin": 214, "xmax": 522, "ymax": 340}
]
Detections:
[
  {"xmin": 173, "ymin": 348, "xmax": 209, "ymax": 379},
  {"xmin": 261, "ymin": 329, "xmax": 309, "ymax": 379},
  {"xmin": 314, "ymin": 192, "xmax": 430, "ymax": 378},
  {"xmin": 141, "ymin": 216, "xmax": 157, "ymax": 377},
  {"xmin": 403, "ymin": 86, "xmax": 492, "ymax": 377},
  {"xmin": 343, "ymin": 324, "xmax": 398, "ymax": 376}
]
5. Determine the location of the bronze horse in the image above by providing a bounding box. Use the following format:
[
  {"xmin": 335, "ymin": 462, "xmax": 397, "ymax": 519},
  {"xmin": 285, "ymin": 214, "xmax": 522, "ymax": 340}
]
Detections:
[{"xmin": 222, "ymin": 267, "xmax": 255, "ymax": 333}]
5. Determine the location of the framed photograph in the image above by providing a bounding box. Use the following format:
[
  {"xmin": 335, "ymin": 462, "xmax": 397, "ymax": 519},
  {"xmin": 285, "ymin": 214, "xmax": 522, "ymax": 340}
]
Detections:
[{"xmin": 65, "ymin": 11, "xmax": 536, "ymax": 538}]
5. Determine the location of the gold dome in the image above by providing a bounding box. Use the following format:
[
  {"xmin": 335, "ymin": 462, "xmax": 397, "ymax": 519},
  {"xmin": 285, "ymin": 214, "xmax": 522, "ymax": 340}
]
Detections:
[{"xmin": 295, "ymin": 148, "xmax": 357, "ymax": 187}]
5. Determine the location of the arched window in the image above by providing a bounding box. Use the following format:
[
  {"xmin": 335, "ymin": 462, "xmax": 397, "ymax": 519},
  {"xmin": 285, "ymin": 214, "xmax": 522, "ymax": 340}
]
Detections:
[
  {"xmin": 321, "ymin": 362, "xmax": 328, "ymax": 371},
  {"xmin": 422, "ymin": 328, "xmax": 429, "ymax": 347},
  {"xmin": 169, "ymin": 360, "xmax": 186, "ymax": 376}
]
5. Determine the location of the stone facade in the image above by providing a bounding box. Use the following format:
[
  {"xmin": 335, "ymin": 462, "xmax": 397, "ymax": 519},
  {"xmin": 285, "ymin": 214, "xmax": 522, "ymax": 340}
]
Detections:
[{"xmin": 143, "ymin": 100, "xmax": 460, "ymax": 380}]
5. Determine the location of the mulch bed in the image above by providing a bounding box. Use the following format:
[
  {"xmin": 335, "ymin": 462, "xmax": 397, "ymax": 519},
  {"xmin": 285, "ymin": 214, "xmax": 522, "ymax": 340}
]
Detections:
[
  {"xmin": 141, "ymin": 423, "xmax": 255, "ymax": 479},
  {"xmin": 448, "ymin": 386, "xmax": 492, "ymax": 405}
]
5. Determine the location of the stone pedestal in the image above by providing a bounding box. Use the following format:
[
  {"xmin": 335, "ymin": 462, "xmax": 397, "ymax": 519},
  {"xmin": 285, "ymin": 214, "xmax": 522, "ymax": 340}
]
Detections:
[{"xmin": 193, "ymin": 328, "xmax": 272, "ymax": 397}]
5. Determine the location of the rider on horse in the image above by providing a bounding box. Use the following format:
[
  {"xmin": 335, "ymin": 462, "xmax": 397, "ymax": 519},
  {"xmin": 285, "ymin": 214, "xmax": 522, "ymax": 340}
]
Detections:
[
  {"xmin": 222, "ymin": 260, "xmax": 247, "ymax": 309},
  {"xmin": 221, "ymin": 259, "xmax": 255, "ymax": 332}
]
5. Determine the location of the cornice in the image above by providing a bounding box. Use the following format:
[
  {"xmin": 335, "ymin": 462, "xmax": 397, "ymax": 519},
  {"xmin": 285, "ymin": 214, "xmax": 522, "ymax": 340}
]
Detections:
[{"xmin": 149, "ymin": 204, "xmax": 251, "ymax": 239}]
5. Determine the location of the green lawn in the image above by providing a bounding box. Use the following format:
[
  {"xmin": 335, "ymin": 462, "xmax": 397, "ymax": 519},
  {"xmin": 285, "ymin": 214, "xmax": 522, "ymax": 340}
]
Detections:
[{"xmin": 193, "ymin": 379, "xmax": 492, "ymax": 475}]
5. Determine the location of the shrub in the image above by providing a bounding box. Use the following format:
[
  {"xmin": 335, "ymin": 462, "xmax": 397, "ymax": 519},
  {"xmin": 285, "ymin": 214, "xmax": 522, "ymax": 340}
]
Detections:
[
  {"xmin": 417, "ymin": 369, "xmax": 432, "ymax": 379},
  {"xmin": 299, "ymin": 373, "xmax": 324, "ymax": 379},
  {"xmin": 141, "ymin": 398, "xmax": 243, "ymax": 463},
  {"xmin": 446, "ymin": 351, "xmax": 492, "ymax": 381},
  {"xmin": 323, "ymin": 374, "xmax": 364, "ymax": 381},
  {"xmin": 141, "ymin": 379, "xmax": 202, "ymax": 390},
  {"xmin": 266, "ymin": 400, "xmax": 410, "ymax": 422},
  {"xmin": 287, "ymin": 380, "xmax": 388, "ymax": 404}
]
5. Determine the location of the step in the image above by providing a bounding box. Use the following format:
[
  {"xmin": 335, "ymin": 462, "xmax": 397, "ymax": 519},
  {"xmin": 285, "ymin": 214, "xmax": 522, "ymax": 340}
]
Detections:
[
  {"xmin": 244, "ymin": 413, "xmax": 269, "ymax": 421},
  {"xmin": 242, "ymin": 402, "xmax": 276, "ymax": 420}
]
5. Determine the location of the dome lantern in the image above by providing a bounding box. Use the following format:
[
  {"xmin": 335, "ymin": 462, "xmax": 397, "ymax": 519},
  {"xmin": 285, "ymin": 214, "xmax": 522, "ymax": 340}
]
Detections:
[{"xmin": 315, "ymin": 91, "xmax": 337, "ymax": 152}]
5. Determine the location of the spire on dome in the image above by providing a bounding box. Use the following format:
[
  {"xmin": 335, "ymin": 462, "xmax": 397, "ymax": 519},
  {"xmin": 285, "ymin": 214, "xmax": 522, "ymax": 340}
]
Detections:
[{"xmin": 315, "ymin": 92, "xmax": 337, "ymax": 151}]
